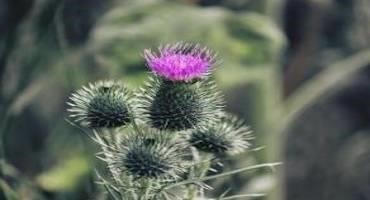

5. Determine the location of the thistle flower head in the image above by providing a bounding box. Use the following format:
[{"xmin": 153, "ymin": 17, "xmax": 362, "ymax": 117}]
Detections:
[
  {"xmin": 105, "ymin": 128, "xmax": 190, "ymax": 182},
  {"xmin": 137, "ymin": 77, "xmax": 224, "ymax": 131},
  {"xmin": 67, "ymin": 81, "xmax": 133, "ymax": 128},
  {"xmin": 189, "ymin": 115, "xmax": 253, "ymax": 156},
  {"xmin": 144, "ymin": 42, "xmax": 217, "ymax": 82}
]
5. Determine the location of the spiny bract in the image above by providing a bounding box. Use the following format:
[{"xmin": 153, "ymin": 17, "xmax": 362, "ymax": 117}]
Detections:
[
  {"xmin": 67, "ymin": 81, "xmax": 133, "ymax": 128},
  {"xmin": 189, "ymin": 114, "xmax": 253, "ymax": 156},
  {"xmin": 137, "ymin": 77, "xmax": 224, "ymax": 131},
  {"xmin": 104, "ymin": 128, "xmax": 190, "ymax": 182}
]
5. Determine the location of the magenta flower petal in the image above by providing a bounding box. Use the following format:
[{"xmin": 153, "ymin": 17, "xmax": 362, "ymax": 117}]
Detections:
[{"xmin": 144, "ymin": 43, "xmax": 217, "ymax": 82}]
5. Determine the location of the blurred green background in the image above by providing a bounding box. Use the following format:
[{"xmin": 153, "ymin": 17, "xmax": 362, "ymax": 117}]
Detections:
[{"xmin": 1, "ymin": 0, "xmax": 370, "ymax": 199}]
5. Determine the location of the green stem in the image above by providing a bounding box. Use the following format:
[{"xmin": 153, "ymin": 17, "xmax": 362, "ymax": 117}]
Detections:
[
  {"xmin": 199, "ymin": 157, "xmax": 212, "ymax": 178},
  {"xmin": 185, "ymin": 184, "xmax": 197, "ymax": 200},
  {"xmin": 127, "ymin": 104, "xmax": 143, "ymax": 135},
  {"xmin": 219, "ymin": 193, "xmax": 265, "ymax": 200},
  {"xmin": 131, "ymin": 118, "xmax": 143, "ymax": 135},
  {"xmin": 0, "ymin": 111, "xmax": 10, "ymax": 175},
  {"xmin": 185, "ymin": 153, "xmax": 213, "ymax": 200},
  {"xmin": 144, "ymin": 179, "xmax": 152, "ymax": 200}
]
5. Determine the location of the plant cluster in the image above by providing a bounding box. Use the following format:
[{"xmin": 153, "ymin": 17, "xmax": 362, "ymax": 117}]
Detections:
[{"xmin": 67, "ymin": 42, "xmax": 274, "ymax": 200}]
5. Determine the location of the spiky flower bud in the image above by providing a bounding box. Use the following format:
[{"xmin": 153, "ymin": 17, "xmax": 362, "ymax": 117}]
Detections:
[
  {"xmin": 137, "ymin": 77, "xmax": 224, "ymax": 131},
  {"xmin": 189, "ymin": 115, "xmax": 253, "ymax": 156},
  {"xmin": 144, "ymin": 42, "xmax": 217, "ymax": 82},
  {"xmin": 67, "ymin": 81, "xmax": 133, "ymax": 128},
  {"xmin": 104, "ymin": 128, "xmax": 189, "ymax": 182}
]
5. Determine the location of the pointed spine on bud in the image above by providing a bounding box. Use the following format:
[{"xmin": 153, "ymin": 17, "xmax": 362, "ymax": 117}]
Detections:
[
  {"xmin": 67, "ymin": 81, "xmax": 134, "ymax": 128},
  {"xmin": 189, "ymin": 114, "xmax": 253, "ymax": 156},
  {"xmin": 103, "ymin": 128, "xmax": 190, "ymax": 182},
  {"xmin": 137, "ymin": 77, "xmax": 224, "ymax": 131}
]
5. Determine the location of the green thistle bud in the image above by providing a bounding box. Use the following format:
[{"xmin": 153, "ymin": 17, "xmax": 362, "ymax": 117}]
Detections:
[
  {"xmin": 137, "ymin": 77, "xmax": 224, "ymax": 131},
  {"xmin": 189, "ymin": 115, "xmax": 253, "ymax": 156},
  {"xmin": 67, "ymin": 81, "xmax": 133, "ymax": 128},
  {"xmin": 104, "ymin": 128, "xmax": 190, "ymax": 182}
]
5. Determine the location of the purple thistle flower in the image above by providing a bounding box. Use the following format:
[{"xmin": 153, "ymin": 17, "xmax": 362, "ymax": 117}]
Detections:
[{"xmin": 144, "ymin": 42, "xmax": 217, "ymax": 82}]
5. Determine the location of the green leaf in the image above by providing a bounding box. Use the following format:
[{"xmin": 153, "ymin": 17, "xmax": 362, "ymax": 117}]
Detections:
[
  {"xmin": 36, "ymin": 156, "xmax": 90, "ymax": 192},
  {"xmin": 0, "ymin": 179, "xmax": 19, "ymax": 200}
]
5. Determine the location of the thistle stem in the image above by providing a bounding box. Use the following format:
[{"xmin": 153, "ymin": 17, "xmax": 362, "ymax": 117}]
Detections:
[
  {"xmin": 185, "ymin": 152, "xmax": 213, "ymax": 199},
  {"xmin": 131, "ymin": 118, "xmax": 143, "ymax": 135},
  {"xmin": 185, "ymin": 184, "xmax": 197, "ymax": 200},
  {"xmin": 127, "ymin": 105, "xmax": 143, "ymax": 135},
  {"xmin": 217, "ymin": 193, "xmax": 265, "ymax": 199},
  {"xmin": 0, "ymin": 110, "xmax": 10, "ymax": 175},
  {"xmin": 144, "ymin": 179, "xmax": 153, "ymax": 199},
  {"xmin": 185, "ymin": 165, "xmax": 198, "ymax": 200}
]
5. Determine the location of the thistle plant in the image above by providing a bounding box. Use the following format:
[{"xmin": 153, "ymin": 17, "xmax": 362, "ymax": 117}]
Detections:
[{"xmin": 67, "ymin": 42, "xmax": 280, "ymax": 200}]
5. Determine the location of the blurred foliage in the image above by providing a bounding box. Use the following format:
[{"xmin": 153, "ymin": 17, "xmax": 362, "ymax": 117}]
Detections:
[
  {"xmin": 36, "ymin": 155, "xmax": 90, "ymax": 192},
  {"xmin": 86, "ymin": 1, "xmax": 284, "ymax": 84}
]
